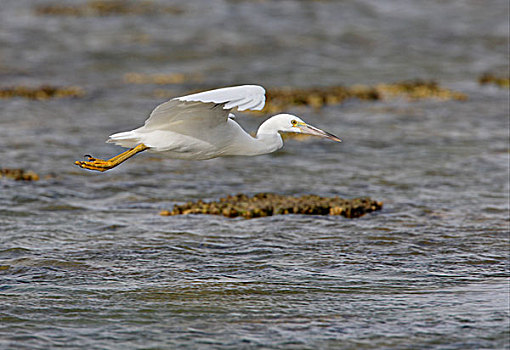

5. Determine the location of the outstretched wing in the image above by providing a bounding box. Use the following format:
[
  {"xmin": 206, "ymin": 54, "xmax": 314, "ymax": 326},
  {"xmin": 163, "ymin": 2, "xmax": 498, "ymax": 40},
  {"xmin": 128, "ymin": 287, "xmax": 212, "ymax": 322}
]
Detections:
[
  {"xmin": 176, "ymin": 85, "xmax": 266, "ymax": 111},
  {"xmin": 142, "ymin": 85, "xmax": 266, "ymax": 131}
]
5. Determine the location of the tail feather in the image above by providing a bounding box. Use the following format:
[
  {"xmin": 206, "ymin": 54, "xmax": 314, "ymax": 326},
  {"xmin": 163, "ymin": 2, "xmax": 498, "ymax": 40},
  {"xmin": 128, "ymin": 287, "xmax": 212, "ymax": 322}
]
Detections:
[{"xmin": 107, "ymin": 131, "xmax": 141, "ymax": 148}]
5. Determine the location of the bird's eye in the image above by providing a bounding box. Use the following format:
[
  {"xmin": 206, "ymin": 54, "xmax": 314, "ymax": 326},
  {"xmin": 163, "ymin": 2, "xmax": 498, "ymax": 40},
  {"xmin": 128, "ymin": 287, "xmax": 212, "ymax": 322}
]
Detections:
[{"xmin": 291, "ymin": 119, "xmax": 297, "ymax": 126}]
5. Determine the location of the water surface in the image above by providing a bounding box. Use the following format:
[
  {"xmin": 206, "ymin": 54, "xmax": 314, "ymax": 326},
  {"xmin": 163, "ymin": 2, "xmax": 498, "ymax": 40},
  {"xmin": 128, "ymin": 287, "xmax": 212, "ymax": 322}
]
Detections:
[{"xmin": 0, "ymin": 1, "xmax": 509, "ymax": 349}]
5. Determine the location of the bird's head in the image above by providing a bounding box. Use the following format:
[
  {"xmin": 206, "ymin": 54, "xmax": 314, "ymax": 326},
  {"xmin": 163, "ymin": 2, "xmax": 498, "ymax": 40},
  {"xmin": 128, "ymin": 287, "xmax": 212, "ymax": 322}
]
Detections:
[{"xmin": 270, "ymin": 114, "xmax": 342, "ymax": 142}]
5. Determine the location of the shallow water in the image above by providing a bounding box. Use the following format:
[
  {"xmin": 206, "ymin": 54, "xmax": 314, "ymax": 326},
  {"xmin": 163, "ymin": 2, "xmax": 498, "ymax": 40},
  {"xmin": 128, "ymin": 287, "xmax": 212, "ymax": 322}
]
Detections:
[{"xmin": 0, "ymin": 0, "xmax": 509, "ymax": 349}]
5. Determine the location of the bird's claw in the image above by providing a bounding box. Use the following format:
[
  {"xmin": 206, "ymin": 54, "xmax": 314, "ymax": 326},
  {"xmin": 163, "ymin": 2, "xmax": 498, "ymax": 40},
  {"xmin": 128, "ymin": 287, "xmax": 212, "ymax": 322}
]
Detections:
[
  {"xmin": 83, "ymin": 154, "xmax": 96, "ymax": 161},
  {"xmin": 75, "ymin": 158, "xmax": 112, "ymax": 172},
  {"xmin": 75, "ymin": 144, "xmax": 148, "ymax": 173}
]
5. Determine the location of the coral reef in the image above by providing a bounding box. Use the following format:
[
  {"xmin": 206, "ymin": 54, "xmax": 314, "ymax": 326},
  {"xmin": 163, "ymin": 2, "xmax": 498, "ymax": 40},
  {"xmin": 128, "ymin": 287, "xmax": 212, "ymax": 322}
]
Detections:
[
  {"xmin": 0, "ymin": 85, "xmax": 84, "ymax": 100},
  {"xmin": 0, "ymin": 168, "xmax": 39, "ymax": 181},
  {"xmin": 161, "ymin": 193, "xmax": 382, "ymax": 219}
]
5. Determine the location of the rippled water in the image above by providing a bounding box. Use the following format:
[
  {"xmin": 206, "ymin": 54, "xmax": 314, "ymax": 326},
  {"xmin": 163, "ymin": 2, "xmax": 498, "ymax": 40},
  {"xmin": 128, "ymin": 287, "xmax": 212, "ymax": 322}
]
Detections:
[{"xmin": 1, "ymin": 0, "xmax": 509, "ymax": 349}]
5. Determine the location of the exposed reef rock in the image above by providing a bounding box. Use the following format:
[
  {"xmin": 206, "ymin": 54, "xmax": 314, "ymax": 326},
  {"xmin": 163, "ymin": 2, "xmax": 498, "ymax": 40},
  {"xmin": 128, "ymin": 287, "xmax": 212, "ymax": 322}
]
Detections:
[
  {"xmin": 261, "ymin": 80, "xmax": 467, "ymax": 113},
  {"xmin": 34, "ymin": 0, "xmax": 184, "ymax": 16},
  {"xmin": 124, "ymin": 72, "xmax": 202, "ymax": 85},
  {"xmin": 478, "ymin": 73, "xmax": 510, "ymax": 88},
  {"xmin": 161, "ymin": 193, "xmax": 383, "ymax": 219},
  {"xmin": 0, "ymin": 85, "xmax": 84, "ymax": 100},
  {"xmin": 0, "ymin": 168, "xmax": 39, "ymax": 181}
]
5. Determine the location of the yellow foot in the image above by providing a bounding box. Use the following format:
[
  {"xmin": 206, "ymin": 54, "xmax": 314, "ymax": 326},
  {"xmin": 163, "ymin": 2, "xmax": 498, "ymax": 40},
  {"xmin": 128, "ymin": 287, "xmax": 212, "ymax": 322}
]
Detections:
[
  {"xmin": 75, "ymin": 144, "xmax": 149, "ymax": 172},
  {"xmin": 74, "ymin": 156, "xmax": 115, "ymax": 172}
]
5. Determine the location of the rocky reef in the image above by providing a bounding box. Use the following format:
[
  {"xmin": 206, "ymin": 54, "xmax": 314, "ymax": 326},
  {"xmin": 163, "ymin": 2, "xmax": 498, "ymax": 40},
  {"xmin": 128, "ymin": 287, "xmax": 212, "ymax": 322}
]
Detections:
[
  {"xmin": 34, "ymin": 0, "xmax": 183, "ymax": 16},
  {"xmin": 478, "ymin": 73, "xmax": 510, "ymax": 88},
  {"xmin": 0, "ymin": 85, "xmax": 84, "ymax": 100},
  {"xmin": 261, "ymin": 80, "xmax": 467, "ymax": 113},
  {"xmin": 0, "ymin": 168, "xmax": 40, "ymax": 181},
  {"xmin": 161, "ymin": 193, "xmax": 383, "ymax": 219},
  {"xmin": 123, "ymin": 72, "xmax": 202, "ymax": 85}
]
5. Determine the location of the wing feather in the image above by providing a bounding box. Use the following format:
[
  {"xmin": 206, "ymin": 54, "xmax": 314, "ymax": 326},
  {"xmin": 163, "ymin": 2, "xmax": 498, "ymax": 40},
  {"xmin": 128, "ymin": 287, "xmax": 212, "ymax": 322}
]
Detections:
[
  {"xmin": 175, "ymin": 85, "xmax": 266, "ymax": 111},
  {"xmin": 142, "ymin": 85, "xmax": 266, "ymax": 131}
]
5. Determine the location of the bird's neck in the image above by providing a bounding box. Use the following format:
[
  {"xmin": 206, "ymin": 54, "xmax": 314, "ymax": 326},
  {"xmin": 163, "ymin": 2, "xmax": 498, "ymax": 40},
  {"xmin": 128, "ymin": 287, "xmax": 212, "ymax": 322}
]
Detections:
[
  {"xmin": 252, "ymin": 118, "xmax": 284, "ymax": 154},
  {"xmin": 252, "ymin": 132, "xmax": 282, "ymax": 154},
  {"xmin": 256, "ymin": 117, "xmax": 285, "ymax": 137}
]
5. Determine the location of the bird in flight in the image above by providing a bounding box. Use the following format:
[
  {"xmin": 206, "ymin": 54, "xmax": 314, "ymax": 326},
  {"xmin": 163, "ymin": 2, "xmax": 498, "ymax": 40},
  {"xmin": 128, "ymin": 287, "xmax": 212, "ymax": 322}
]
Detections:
[{"xmin": 75, "ymin": 85, "xmax": 341, "ymax": 172}]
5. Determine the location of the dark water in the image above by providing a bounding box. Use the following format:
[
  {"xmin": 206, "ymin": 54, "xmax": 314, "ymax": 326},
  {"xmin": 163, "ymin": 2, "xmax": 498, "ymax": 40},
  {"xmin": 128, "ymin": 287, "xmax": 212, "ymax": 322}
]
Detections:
[{"xmin": 1, "ymin": 1, "xmax": 509, "ymax": 349}]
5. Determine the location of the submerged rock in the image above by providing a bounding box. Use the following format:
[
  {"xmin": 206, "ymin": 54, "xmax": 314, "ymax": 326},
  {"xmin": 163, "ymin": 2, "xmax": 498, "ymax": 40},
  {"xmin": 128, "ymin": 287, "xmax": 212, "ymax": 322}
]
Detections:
[
  {"xmin": 0, "ymin": 168, "xmax": 39, "ymax": 181},
  {"xmin": 161, "ymin": 193, "xmax": 382, "ymax": 219},
  {"xmin": 0, "ymin": 85, "xmax": 84, "ymax": 100}
]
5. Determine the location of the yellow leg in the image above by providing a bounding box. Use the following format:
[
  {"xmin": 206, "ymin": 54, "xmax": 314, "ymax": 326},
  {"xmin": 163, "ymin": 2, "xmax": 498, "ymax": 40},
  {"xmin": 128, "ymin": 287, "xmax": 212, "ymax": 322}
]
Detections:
[{"xmin": 75, "ymin": 144, "xmax": 149, "ymax": 172}]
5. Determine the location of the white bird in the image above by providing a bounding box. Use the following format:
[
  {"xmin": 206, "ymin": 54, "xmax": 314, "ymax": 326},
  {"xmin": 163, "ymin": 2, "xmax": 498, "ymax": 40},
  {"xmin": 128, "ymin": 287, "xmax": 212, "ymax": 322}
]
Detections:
[{"xmin": 75, "ymin": 85, "xmax": 341, "ymax": 172}]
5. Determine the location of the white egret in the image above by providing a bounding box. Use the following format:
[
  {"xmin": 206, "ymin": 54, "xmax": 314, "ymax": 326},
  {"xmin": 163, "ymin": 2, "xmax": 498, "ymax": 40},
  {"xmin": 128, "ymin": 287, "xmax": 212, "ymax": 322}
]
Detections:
[{"xmin": 75, "ymin": 85, "xmax": 341, "ymax": 172}]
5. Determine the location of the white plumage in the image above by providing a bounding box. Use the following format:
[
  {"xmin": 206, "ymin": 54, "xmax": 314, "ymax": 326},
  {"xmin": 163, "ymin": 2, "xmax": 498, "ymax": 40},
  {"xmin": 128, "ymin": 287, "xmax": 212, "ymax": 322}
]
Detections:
[
  {"xmin": 175, "ymin": 84, "xmax": 266, "ymax": 111},
  {"xmin": 76, "ymin": 85, "xmax": 341, "ymax": 171}
]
